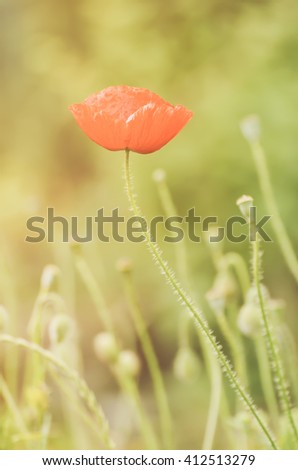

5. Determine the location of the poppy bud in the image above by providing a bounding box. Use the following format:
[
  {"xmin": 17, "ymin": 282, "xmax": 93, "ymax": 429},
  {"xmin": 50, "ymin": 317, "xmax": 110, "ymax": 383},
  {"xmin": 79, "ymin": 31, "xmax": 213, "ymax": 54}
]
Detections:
[
  {"xmin": 40, "ymin": 264, "xmax": 60, "ymax": 292},
  {"xmin": 236, "ymin": 194, "xmax": 254, "ymax": 220},
  {"xmin": 116, "ymin": 257, "xmax": 133, "ymax": 274},
  {"xmin": 237, "ymin": 303, "xmax": 261, "ymax": 337},
  {"xmin": 49, "ymin": 314, "xmax": 74, "ymax": 344},
  {"xmin": 173, "ymin": 347, "xmax": 201, "ymax": 382},
  {"xmin": 152, "ymin": 168, "xmax": 166, "ymax": 183},
  {"xmin": 93, "ymin": 332, "xmax": 118, "ymax": 363},
  {"xmin": 240, "ymin": 115, "xmax": 261, "ymax": 143},
  {"xmin": 246, "ymin": 285, "xmax": 270, "ymax": 305},
  {"xmin": 206, "ymin": 272, "xmax": 237, "ymax": 314},
  {"xmin": 117, "ymin": 350, "xmax": 141, "ymax": 377}
]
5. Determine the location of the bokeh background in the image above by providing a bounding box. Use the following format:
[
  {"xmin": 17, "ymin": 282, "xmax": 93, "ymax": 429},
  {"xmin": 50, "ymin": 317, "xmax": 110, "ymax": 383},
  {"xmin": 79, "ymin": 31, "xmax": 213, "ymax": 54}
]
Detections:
[{"xmin": 1, "ymin": 0, "xmax": 298, "ymax": 449}]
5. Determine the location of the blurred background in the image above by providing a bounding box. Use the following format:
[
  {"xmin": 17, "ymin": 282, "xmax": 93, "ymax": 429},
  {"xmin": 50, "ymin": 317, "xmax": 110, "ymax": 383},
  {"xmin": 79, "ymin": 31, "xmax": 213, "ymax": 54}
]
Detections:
[{"xmin": 0, "ymin": 0, "xmax": 298, "ymax": 449}]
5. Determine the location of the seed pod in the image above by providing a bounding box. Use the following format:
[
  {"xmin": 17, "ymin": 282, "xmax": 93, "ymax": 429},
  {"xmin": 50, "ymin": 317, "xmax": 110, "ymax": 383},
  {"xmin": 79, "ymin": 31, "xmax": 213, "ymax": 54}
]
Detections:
[
  {"xmin": 49, "ymin": 314, "xmax": 74, "ymax": 344},
  {"xmin": 240, "ymin": 115, "xmax": 261, "ymax": 143},
  {"xmin": 173, "ymin": 347, "xmax": 201, "ymax": 382},
  {"xmin": 117, "ymin": 350, "xmax": 141, "ymax": 377},
  {"xmin": 40, "ymin": 264, "xmax": 60, "ymax": 292},
  {"xmin": 93, "ymin": 332, "xmax": 118, "ymax": 363},
  {"xmin": 238, "ymin": 303, "xmax": 262, "ymax": 337}
]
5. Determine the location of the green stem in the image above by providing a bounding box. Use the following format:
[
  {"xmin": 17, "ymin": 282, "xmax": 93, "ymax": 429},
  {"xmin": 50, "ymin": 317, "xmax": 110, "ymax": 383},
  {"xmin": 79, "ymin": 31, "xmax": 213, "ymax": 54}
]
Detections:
[
  {"xmin": 216, "ymin": 311, "xmax": 248, "ymax": 388},
  {"xmin": 252, "ymin": 234, "xmax": 298, "ymax": 446},
  {"xmin": 201, "ymin": 354, "xmax": 222, "ymax": 449},
  {"xmin": 124, "ymin": 150, "xmax": 277, "ymax": 450},
  {"xmin": 254, "ymin": 336, "xmax": 279, "ymax": 428},
  {"xmin": 121, "ymin": 269, "xmax": 173, "ymax": 449},
  {"xmin": 154, "ymin": 167, "xmax": 223, "ymax": 449},
  {"xmin": 250, "ymin": 141, "xmax": 298, "ymax": 284},
  {"xmin": 0, "ymin": 335, "xmax": 114, "ymax": 449},
  {"xmin": 222, "ymin": 252, "xmax": 251, "ymax": 300}
]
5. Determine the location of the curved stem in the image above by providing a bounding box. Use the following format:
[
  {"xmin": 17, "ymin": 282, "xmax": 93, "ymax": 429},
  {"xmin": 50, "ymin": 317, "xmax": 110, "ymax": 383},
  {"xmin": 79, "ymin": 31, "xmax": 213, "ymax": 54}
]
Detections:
[
  {"xmin": 252, "ymin": 234, "xmax": 298, "ymax": 446},
  {"xmin": 222, "ymin": 252, "xmax": 251, "ymax": 300},
  {"xmin": 250, "ymin": 141, "xmax": 298, "ymax": 284},
  {"xmin": 0, "ymin": 335, "xmax": 114, "ymax": 449},
  {"xmin": 201, "ymin": 355, "xmax": 222, "ymax": 449},
  {"xmin": 124, "ymin": 150, "xmax": 277, "ymax": 450}
]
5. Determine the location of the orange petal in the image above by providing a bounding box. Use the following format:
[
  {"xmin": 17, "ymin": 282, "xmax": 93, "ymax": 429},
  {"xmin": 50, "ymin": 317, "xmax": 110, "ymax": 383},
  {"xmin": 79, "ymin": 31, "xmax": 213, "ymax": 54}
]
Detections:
[
  {"xmin": 126, "ymin": 104, "xmax": 193, "ymax": 154},
  {"xmin": 69, "ymin": 104, "xmax": 127, "ymax": 151}
]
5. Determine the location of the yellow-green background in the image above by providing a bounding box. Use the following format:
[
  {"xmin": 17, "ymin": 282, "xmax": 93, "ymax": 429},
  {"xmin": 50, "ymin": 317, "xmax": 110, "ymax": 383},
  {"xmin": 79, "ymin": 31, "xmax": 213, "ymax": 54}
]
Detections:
[{"xmin": 1, "ymin": 0, "xmax": 298, "ymax": 448}]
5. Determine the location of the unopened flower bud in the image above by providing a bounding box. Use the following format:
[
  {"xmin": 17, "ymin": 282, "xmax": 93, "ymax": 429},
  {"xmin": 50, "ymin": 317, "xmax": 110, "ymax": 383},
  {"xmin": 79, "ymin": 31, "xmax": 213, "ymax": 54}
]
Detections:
[
  {"xmin": 206, "ymin": 289, "xmax": 225, "ymax": 315},
  {"xmin": 49, "ymin": 314, "xmax": 74, "ymax": 344},
  {"xmin": 152, "ymin": 168, "xmax": 166, "ymax": 183},
  {"xmin": 0, "ymin": 305, "xmax": 9, "ymax": 332},
  {"xmin": 116, "ymin": 257, "xmax": 133, "ymax": 274},
  {"xmin": 246, "ymin": 285, "xmax": 270, "ymax": 305},
  {"xmin": 237, "ymin": 303, "xmax": 261, "ymax": 337},
  {"xmin": 117, "ymin": 350, "xmax": 141, "ymax": 377},
  {"xmin": 240, "ymin": 115, "xmax": 261, "ymax": 143},
  {"xmin": 40, "ymin": 264, "xmax": 60, "ymax": 292},
  {"xmin": 236, "ymin": 195, "xmax": 254, "ymax": 220},
  {"xmin": 173, "ymin": 348, "xmax": 201, "ymax": 382},
  {"xmin": 206, "ymin": 272, "xmax": 237, "ymax": 313},
  {"xmin": 93, "ymin": 332, "xmax": 118, "ymax": 363}
]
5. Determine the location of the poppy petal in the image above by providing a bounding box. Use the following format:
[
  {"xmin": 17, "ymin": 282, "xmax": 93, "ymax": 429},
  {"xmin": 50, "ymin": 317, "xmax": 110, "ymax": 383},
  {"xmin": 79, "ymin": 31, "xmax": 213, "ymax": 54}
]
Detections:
[
  {"xmin": 84, "ymin": 86, "xmax": 167, "ymax": 122},
  {"xmin": 126, "ymin": 103, "xmax": 193, "ymax": 154},
  {"xmin": 69, "ymin": 103, "xmax": 127, "ymax": 151}
]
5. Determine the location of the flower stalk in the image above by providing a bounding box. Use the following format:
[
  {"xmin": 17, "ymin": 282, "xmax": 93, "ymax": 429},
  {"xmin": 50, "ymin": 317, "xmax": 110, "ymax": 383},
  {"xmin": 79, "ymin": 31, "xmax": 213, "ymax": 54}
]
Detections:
[
  {"xmin": 153, "ymin": 168, "xmax": 223, "ymax": 449},
  {"xmin": 251, "ymin": 229, "xmax": 298, "ymax": 447},
  {"xmin": 124, "ymin": 150, "xmax": 277, "ymax": 450}
]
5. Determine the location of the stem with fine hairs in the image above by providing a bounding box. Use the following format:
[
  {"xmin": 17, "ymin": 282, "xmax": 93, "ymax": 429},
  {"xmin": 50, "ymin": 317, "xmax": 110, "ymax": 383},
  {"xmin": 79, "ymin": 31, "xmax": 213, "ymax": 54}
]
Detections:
[
  {"xmin": 120, "ymin": 266, "xmax": 173, "ymax": 449},
  {"xmin": 251, "ymin": 231, "xmax": 298, "ymax": 447},
  {"xmin": 123, "ymin": 149, "xmax": 277, "ymax": 450},
  {"xmin": 153, "ymin": 169, "xmax": 222, "ymax": 449}
]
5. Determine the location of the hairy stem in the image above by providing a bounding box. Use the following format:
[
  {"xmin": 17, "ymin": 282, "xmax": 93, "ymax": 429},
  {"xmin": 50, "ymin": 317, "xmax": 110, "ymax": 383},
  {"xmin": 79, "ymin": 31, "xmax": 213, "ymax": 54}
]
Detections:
[
  {"xmin": 124, "ymin": 150, "xmax": 277, "ymax": 450},
  {"xmin": 252, "ymin": 234, "xmax": 298, "ymax": 447}
]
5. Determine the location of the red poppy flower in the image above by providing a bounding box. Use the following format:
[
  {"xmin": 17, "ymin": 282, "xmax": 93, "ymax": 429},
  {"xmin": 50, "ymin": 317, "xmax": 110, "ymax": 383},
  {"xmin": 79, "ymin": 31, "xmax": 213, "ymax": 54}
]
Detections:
[{"xmin": 69, "ymin": 86, "xmax": 193, "ymax": 154}]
